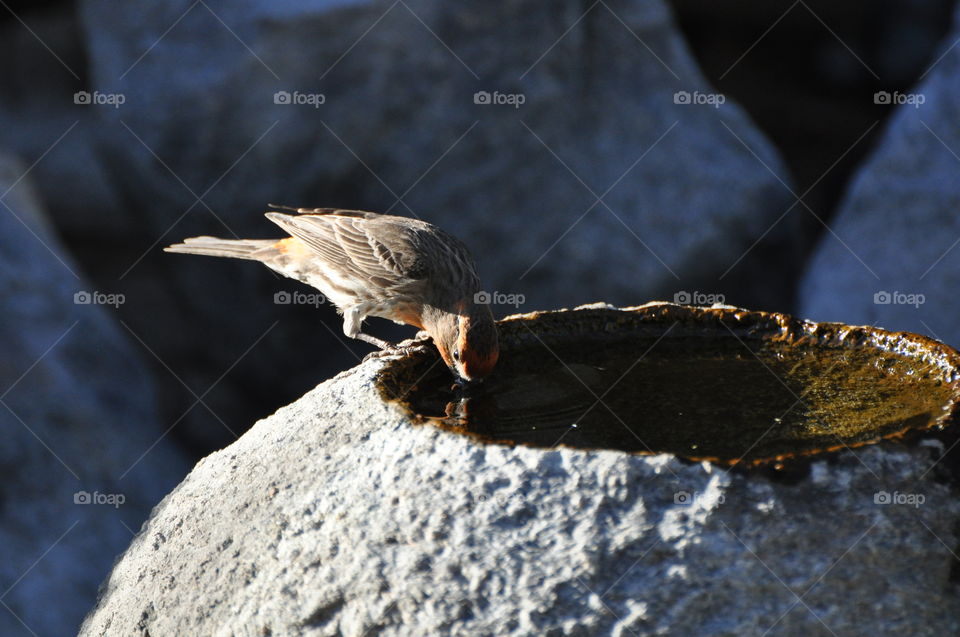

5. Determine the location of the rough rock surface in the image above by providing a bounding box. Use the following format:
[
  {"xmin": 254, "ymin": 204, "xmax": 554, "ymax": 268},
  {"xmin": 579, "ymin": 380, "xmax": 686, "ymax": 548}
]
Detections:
[
  {"xmin": 0, "ymin": 155, "xmax": 190, "ymax": 637},
  {"xmin": 80, "ymin": 350, "xmax": 960, "ymax": 636},
  {"xmin": 799, "ymin": 6, "xmax": 960, "ymax": 348},
  {"xmin": 74, "ymin": 0, "xmax": 794, "ymax": 445}
]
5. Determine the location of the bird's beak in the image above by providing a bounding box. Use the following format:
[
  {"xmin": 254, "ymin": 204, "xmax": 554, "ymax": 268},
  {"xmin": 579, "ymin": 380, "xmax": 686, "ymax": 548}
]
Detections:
[
  {"xmin": 454, "ymin": 375, "xmax": 479, "ymax": 387},
  {"xmin": 453, "ymin": 375, "xmax": 486, "ymax": 394}
]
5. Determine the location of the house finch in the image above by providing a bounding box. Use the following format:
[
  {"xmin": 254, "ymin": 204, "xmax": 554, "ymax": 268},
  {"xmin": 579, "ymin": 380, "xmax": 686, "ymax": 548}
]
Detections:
[{"xmin": 165, "ymin": 206, "xmax": 499, "ymax": 382}]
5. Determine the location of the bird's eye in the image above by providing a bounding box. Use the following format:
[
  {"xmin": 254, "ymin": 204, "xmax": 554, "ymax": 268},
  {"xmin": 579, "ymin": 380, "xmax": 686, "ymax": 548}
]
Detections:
[{"xmin": 452, "ymin": 349, "xmax": 460, "ymax": 361}]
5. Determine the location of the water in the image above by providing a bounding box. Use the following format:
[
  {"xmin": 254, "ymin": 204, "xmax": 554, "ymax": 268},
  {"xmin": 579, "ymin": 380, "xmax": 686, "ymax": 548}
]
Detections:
[{"xmin": 381, "ymin": 334, "xmax": 955, "ymax": 465}]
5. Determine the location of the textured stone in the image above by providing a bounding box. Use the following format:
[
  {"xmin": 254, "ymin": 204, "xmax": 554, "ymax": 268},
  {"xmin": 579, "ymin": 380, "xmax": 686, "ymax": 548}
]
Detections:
[
  {"xmin": 0, "ymin": 6, "xmax": 123, "ymax": 234},
  {"xmin": 80, "ymin": 333, "xmax": 960, "ymax": 636},
  {"xmin": 799, "ymin": 6, "xmax": 960, "ymax": 348},
  {"xmin": 0, "ymin": 154, "xmax": 190, "ymax": 637}
]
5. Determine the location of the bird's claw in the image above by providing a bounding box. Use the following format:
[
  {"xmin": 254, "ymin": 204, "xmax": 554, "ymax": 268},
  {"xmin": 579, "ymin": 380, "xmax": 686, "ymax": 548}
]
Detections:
[
  {"xmin": 361, "ymin": 350, "xmax": 384, "ymax": 363},
  {"xmin": 362, "ymin": 341, "xmax": 425, "ymax": 363},
  {"xmin": 385, "ymin": 343, "xmax": 425, "ymax": 358}
]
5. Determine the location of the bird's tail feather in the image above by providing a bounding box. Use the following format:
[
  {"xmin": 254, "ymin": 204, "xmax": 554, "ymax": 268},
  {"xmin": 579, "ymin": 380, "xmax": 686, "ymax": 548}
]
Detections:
[{"xmin": 164, "ymin": 236, "xmax": 278, "ymax": 260}]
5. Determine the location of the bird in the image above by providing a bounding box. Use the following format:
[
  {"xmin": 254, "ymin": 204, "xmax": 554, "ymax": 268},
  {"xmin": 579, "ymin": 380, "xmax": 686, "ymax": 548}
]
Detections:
[{"xmin": 164, "ymin": 206, "xmax": 499, "ymax": 383}]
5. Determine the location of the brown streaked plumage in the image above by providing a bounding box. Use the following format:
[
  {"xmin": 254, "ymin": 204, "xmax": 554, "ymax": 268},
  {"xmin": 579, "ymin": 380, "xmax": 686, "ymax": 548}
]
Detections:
[{"xmin": 164, "ymin": 206, "xmax": 499, "ymax": 382}]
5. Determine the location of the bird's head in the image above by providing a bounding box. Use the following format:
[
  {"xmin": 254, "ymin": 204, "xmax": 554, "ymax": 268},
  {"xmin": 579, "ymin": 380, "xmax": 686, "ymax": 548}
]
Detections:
[{"xmin": 431, "ymin": 301, "xmax": 499, "ymax": 383}]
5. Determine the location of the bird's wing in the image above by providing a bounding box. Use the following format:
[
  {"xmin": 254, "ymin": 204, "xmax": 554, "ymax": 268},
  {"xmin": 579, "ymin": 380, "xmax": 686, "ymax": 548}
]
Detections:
[
  {"xmin": 264, "ymin": 211, "xmax": 424, "ymax": 287},
  {"xmin": 268, "ymin": 204, "xmax": 369, "ymax": 217}
]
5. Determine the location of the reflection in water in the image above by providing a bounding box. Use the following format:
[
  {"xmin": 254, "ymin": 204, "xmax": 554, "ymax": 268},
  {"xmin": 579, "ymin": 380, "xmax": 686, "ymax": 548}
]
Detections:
[{"xmin": 398, "ymin": 335, "xmax": 953, "ymax": 465}]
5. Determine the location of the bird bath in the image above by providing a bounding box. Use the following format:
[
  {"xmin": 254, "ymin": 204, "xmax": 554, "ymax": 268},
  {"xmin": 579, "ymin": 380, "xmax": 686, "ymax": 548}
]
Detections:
[{"xmin": 378, "ymin": 302, "xmax": 960, "ymax": 466}]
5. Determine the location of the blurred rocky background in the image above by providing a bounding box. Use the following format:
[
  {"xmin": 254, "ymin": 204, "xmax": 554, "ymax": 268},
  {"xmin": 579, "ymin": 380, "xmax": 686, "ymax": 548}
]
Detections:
[{"xmin": 1, "ymin": 0, "xmax": 958, "ymax": 634}]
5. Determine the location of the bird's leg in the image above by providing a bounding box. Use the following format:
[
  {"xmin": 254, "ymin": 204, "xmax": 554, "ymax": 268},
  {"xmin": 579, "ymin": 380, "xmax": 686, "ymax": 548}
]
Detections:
[
  {"xmin": 343, "ymin": 307, "xmax": 398, "ymax": 355},
  {"xmin": 354, "ymin": 332, "xmax": 397, "ymax": 351},
  {"xmin": 356, "ymin": 333, "xmax": 428, "ymax": 359},
  {"xmin": 343, "ymin": 308, "xmax": 428, "ymax": 363}
]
